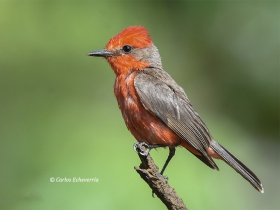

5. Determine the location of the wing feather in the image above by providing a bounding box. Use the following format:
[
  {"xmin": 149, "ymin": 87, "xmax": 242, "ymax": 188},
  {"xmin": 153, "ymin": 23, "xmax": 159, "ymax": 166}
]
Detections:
[{"xmin": 134, "ymin": 68, "xmax": 218, "ymax": 168}]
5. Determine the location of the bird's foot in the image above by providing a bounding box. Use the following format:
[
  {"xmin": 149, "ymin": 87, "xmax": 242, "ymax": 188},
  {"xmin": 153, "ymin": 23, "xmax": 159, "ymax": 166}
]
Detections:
[
  {"xmin": 133, "ymin": 142, "xmax": 167, "ymax": 156},
  {"xmin": 163, "ymin": 175, "xmax": 169, "ymax": 181},
  {"xmin": 133, "ymin": 142, "xmax": 150, "ymax": 156}
]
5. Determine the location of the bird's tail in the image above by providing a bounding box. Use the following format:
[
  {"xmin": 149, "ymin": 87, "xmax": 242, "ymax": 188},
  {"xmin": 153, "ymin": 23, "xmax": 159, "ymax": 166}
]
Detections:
[{"xmin": 210, "ymin": 140, "xmax": 264, "ymax": 193}]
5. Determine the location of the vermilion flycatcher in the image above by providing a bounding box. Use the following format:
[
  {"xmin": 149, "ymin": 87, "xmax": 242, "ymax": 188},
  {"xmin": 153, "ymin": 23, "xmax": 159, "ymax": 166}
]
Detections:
[{"xmin": 88, "ymin": 26, "xmax": 264, "ymax": 193}]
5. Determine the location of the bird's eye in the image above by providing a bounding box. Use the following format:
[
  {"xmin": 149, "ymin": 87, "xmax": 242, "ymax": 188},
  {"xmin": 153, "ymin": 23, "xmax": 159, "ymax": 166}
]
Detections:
[{"xmin": 122, "ymin": 45, "xmax": 133, "ymax": 53}]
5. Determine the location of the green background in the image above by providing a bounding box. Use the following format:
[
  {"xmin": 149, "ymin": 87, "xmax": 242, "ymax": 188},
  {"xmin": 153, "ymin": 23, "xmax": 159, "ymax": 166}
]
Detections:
[{"xmin": 0, "ymin": 1, "xmax": 279, "ymax": 210}]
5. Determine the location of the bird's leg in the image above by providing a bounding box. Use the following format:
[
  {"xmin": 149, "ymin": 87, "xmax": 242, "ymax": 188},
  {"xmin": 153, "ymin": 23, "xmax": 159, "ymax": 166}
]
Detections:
[
  {"xmin": 160, "ymin": 147, "xmax": 176, "ymax": 176},
  {"xmin": 133, "ymin": 141, "xmax": 166, "ymax": 156},
  {"xmin": 151, "ymin": 147, "xmax": 176, "ymax": 198}
]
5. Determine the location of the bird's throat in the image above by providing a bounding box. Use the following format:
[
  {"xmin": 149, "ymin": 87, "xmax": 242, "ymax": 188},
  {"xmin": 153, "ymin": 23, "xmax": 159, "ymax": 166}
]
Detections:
[{"xmin": 107, "ymin": 55, "xmax": 150, "ymax": 76}]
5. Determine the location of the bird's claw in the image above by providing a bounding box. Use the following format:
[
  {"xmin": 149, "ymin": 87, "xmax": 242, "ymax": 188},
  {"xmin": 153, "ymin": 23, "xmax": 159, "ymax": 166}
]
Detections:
[
  {"xmin": 133, "ymin": 142, "xmax": 150, "ymax": 156},
  {"xmin": 163, "ymin": 175, "xmax": 169, "ymax": 181}
]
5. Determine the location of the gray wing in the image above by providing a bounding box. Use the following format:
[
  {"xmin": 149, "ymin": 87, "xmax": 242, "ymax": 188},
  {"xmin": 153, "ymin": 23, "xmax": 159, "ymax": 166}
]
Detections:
[{"xmin": 134, "ymin": 68, "xmax": 218, "ymax": 169}]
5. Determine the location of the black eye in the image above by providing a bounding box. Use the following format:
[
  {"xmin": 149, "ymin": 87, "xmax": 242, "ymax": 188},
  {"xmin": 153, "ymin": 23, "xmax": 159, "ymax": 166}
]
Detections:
[{"xmin": 122, "ymin": 45, "xmax": 133, "ymax": 53}]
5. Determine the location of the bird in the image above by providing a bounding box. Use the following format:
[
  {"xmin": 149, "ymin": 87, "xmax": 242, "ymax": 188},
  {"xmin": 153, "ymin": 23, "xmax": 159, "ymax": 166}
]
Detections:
[{"xmin": 87, "ymin": 26, "xmax": 264, "ymax": 193}]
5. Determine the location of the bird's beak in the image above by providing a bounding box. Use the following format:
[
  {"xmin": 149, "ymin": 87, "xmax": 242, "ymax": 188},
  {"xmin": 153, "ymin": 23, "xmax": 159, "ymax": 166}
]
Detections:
[{"xmin": 87, "ymin": 49, "xmax": 113, "ymax": 57}]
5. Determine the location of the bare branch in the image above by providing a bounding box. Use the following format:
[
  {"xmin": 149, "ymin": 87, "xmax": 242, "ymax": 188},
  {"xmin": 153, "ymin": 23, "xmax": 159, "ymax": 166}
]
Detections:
[{"xmin": 134, "ymin": 146, "xmax": 188, "ymax": 210}]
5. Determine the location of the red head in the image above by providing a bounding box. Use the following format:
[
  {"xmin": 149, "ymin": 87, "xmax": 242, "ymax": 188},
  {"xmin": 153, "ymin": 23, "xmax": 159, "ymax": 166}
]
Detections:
[
  {"xmin": 88, "ymin": 26, "xmax": 162, "ymax": 75},
  {"xmin": 105, "ymin": 26, "xmax": 152, "ymax": 51}
]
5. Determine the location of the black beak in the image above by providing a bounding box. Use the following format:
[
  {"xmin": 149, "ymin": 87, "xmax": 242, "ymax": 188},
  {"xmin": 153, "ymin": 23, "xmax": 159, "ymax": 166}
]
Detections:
[{"xmin": 87, "ymin": 49, "xmax": 113, "ymax": 57}]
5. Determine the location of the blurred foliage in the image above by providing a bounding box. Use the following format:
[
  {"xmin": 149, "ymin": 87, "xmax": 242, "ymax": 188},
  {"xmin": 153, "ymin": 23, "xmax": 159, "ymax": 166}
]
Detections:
[{"xmin": 0, "ymin": 1, "xmax": 279, "ymax": 210}]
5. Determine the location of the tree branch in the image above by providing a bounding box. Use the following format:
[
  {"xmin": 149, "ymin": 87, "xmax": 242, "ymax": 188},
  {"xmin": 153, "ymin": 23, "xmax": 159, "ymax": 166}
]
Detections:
[{"xmin": 134, "ymin": 145, "xmax": 188, "ymax": 210}]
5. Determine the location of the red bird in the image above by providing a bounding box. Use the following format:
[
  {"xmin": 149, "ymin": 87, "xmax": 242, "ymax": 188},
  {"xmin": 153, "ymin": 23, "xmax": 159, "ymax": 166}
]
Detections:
[{"xmin": 88, "ymin": 26, "xmax": 264, "ymax": 193}]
